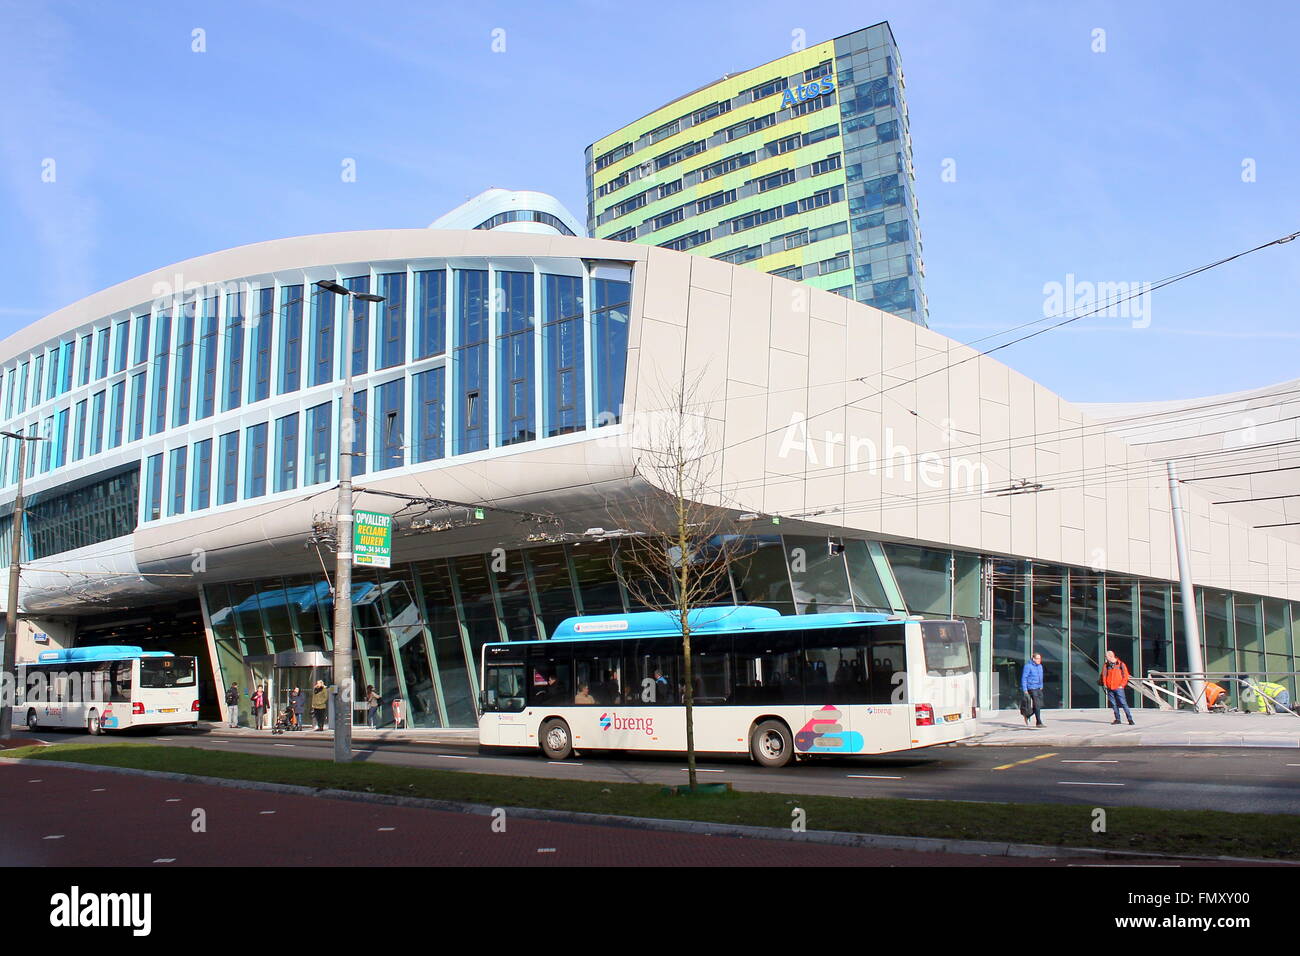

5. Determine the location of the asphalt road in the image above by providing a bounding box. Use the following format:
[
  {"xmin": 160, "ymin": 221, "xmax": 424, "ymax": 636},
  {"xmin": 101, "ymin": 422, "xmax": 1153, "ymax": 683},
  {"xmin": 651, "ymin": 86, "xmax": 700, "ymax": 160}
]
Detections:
[{"xmin": 23, "ymin": 726, "xmax": 1300, "ymax": 815}]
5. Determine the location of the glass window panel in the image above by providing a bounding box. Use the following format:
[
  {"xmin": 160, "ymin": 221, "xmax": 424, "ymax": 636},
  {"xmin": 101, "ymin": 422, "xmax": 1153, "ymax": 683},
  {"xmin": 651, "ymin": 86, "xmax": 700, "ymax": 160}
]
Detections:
[
  {"xmin": 413, "ymin": 367, "xmax": 445, "ymax": 463},
  {"xmin": 223, "ymin": 290, "xmax": 245, "ymax": 412},
  {"xmin": 413, "ymin": 559, "xmax": 475, "ymax": 726},
  {"xmin": 244, "ymin": 422, "xmax": 268, "ymax": 498},
  {"xmin": 844, "ymin": 539, "xmax": 890, "ymax": 611},
  {"xmin": 192, "ymin": 438, "xmax": 212, "ymax": 511},
  {"xmin": 453, "ymin": 269, "xmax": 488, "ymax": 454},
  {"xmin": 884, "ymin": 543, "xmax": 951, "ymax": 616},
  {"xmin": 249, "ymin": 288, "xmax": 273, "ymax": 403},
  {"xmin": 495, "ymin": 271, "xmax": 535, "ymax": 446},
  {"xmin": 784, "ymin": 535, "xmax": 852, "ymax": 613},
  {"xmin": 197, "ymin": 295, "xmax": 218, "ymax": 420},
  {"xmin": 113, "ymin": 319, "xmax": 130, "ymax": 374},
  {"xmin": 591, "ymin": 278, "xmax": 630, "ymax": 426},
  {"xmin": 274, "ymin": 412, "xmax": 299, "ymax": 492},
  {"xmin": 542, "ymin": 274, "xmax": 584, "ymax": 437},
  {"xmin": 168, "ymin": 446, "xmax": 187, "ymax": 517},
  {"xmin": 345, "ymin": 275, "xmax": 370, "ymax": 376},
  {"xmin": 730, "ymin": 536, "xmax": 795, "ymax": 615},
  {"xmin": 217, "ymin": 430, "xmax": 239, "ymax": 505},
  {"xmin": 415, "ymin": 269, "xmax": 446, "ymax": 359},
  {"xmin": 144, "ymin": 453, "xmax": 163, "ymax": 521},
  {"xmin": 309, "ymin": 285, "xmax": 335, "ymax": 387},
  {"xmin": 1031, "ymin": 564, "xmax": 1067, "ymax": 708},
  {"xmin": 374, "ymin": 378, "xmax": 404, "ymax": 471},
  {"xmin": 377, "ymin": 272, "xmax": 406, "ymax": 370},
  {"xmin": 129, "ymin": 371, "xmax": 146, "ymax": 441},
  {"xmin": 170, "ymin": 301, "xmax": 194, "ymax": 429},
  {"xmin": 306, "ymin": 402, "xmax": 331, "ymax": 485},
  {"xmin": 991, "ymin": 559, "xmax": 1029, "ymax": 709},
  {"xmin": 277, "ymin": 284, "xmax": 304, "ymax": 394}
]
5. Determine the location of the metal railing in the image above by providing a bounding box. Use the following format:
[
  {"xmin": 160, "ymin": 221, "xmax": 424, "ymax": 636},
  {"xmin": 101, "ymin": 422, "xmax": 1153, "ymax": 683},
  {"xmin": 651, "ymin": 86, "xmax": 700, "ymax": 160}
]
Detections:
[{"xmin": 1141, "ymin": 671, "xmax": 1299, "ymax": 717}]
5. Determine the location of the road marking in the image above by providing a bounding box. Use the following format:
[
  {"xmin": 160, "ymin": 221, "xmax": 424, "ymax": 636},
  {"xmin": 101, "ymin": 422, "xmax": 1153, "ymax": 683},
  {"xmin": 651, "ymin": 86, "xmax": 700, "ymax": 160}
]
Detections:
[
  {"xmin": 992, "ymin": 752, "xmax": 1057, "ymax": 771},
  {"xmin": 91, "ymin": 788, "xmax": 106, "ymax": 792},
  {"xmin": 433, "ymin": 754, "xmax": 468, "ymax": 760},
  {"xmin": 28, "ymin": 779, "xmax": 41, "ymax": 783},
  {"xmin": 1287, "ymin": 764, "xmax": 1300, "ymax": 767},
  {"xmin": 1058, "ymin": 781, "xmax": 1126, "ymax": 787},
  {"xmin": 680, "ymin": 768, "xmax": 725, "ymax": 773},
  {"xmin": 273, "ymin": 744, "xmax": 295, "ymax": 748},
  {"xmin": 43, "ymin": 835, "xmax": 64, "ymax": 840},
  {"xmin": 1061, "ymin": 759, "xmax": 1119, "ymax": 764},
  {"xmin": 259, "ymin": 810, "xmax": 276, "ymax": 815},
  {"xmin": 378, "ymin": 827, "xmax": 396, "ymax": 832},
  {"xmin": 165, "ymin": 798, "xmax": 180, "ymax": 803},
  {"xmin": 548, "ymin": 762, "xmax": 584, "ymax": 766},
  {"xmin": 847, "ymin": 774, "xmax": 903, "ymax": 780},
  {"xmin": 537, "ymin": 848, "xmax": 556, "ymax": 853},
  {"xmin": 153, "ymin": 858, "xmax": 176, "ymax": 864}
]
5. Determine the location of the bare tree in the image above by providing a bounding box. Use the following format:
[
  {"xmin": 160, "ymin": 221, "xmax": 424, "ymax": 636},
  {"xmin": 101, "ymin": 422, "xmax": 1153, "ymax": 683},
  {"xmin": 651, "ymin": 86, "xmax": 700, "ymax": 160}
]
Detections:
[{"xmin": 610, "ymin": 373, "xmax": 747, "ymax": 791}]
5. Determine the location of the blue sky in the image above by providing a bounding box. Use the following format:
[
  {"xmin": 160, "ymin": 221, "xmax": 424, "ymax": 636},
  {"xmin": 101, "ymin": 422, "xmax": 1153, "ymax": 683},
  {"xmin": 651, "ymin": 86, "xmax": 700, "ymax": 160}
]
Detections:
[{"xmin": 0, "ymin": 0, "xmax": 1296, "ymax": 403}]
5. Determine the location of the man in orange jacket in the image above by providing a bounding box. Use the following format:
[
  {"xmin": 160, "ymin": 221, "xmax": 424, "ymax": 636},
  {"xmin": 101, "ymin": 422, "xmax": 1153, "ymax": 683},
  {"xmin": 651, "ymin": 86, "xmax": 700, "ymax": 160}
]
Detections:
[{"xmin": 1102, "ymin": 650, "xmax": 1135, "ymax": 725}]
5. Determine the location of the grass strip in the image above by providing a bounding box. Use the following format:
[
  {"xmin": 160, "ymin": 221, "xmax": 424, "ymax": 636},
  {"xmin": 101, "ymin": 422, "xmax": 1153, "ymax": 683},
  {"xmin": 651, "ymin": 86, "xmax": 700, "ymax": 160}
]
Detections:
[{"xmin": 5, "ymin": 742, "xmax": 1296, "ymax": 860}]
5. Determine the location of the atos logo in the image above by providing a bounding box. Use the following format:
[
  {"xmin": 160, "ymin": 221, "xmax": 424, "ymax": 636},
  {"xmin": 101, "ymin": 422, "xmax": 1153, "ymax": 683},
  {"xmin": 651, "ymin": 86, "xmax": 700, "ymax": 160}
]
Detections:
[
  {"xmin": 781, "ymin": 76, "xmax": 835, "ymax": 109},
  {"xmin": 599, "ymin": 712, "xmax": 655, "ymax": 736}
]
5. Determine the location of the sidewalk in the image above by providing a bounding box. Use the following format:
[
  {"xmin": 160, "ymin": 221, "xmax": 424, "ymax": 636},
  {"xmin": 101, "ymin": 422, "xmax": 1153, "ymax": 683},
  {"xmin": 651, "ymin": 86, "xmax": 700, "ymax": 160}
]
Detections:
[{"xmin": 970, "ymin": 708, "xmax": 1300, "ymax": 748}]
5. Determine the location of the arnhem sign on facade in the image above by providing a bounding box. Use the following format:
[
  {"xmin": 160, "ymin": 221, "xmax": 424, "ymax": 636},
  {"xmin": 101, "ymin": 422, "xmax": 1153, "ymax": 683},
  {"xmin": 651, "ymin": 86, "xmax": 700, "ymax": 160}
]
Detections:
[{"xmin": 0, "ymin": 229, "xmax": 1296, "ymax": 729}]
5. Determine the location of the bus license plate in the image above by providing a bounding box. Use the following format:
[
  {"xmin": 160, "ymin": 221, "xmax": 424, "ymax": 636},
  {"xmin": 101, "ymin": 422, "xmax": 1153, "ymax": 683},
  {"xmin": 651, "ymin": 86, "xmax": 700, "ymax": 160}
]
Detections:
[
  {"xmin": 944, "ymin": 713, "xmax": 960, "ymax": 723},
  {"xmin": 160, "ymin": 708, "xmax": 178, "ymax": 714}
]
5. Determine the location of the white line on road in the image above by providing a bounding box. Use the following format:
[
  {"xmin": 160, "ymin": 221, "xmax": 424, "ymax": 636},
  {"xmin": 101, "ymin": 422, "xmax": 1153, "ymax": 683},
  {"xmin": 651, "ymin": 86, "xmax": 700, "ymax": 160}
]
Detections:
[
  {"xmin": 378, "ymin": 827, "xmax": 396, "ymax": 832},
  {"xmin": 153, "ymin": 858, "xmax": 176, "ymax": 863},
  {"xmin": 680, "ymin": 768, "xmax": 725, "ymax": 773},
  {"xmin": 847, "ymin": 774, "xmax": 903, "ymax": 780},
  {"xmin": 433, "ymin": 754, "xmax": 468, "ymax": 760},
  {"xmin": 537, "ymin": 848, "xmax": 556, "ymax": 853},
  {"xmin": 1061, "ymin": 760, "xmax": 1119, "ymax": 764},
  {"xmin": 43, "ymin": 835, "xmax": 64, "ymax": 840},
  {"xmin": 259, "ymin": 811, "xmax": 276, "ymax": 815},
  {"xmin": 1058, "ymin": 781, "xmax": 1126, "ymax": 787},
  {"xmin": 272, "ymin": 744, "xmax": 295, "ymax": 748},
  {"xmin": 28, "ymin": 779, "xmax": 41, "ymax": 783},
  {"xmin": 91, "ymin": 788, "xmax": 106, "ymax": 792},
  {"xmin": 165, "ymin": 798, "xmax": 180, "ymax": 802}
]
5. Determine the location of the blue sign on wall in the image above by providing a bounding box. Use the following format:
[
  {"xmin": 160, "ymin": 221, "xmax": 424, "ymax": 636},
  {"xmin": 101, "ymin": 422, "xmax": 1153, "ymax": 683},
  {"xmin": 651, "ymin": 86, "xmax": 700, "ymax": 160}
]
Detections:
[{"xmin": 781, "ymin": 76, "xmax": 835, "ymax": 109}]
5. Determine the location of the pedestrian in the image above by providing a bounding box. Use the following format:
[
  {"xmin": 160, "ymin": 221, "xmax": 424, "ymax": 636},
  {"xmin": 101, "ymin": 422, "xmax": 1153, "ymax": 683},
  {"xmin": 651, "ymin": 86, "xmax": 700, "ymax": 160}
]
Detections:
[
  {"xmin": 365, "ymin": 684, "xmax": 379, "ymax": 729},
  {"xmin": 311, "ymin": 680, "xmax": 329, "ymax": 731},
  {"xmin": 225, "ymin": 681, "xmax": 240, "ymax": 728},
  {"xmin": 289, "ymin": 686, "xmax": 305, "ymax": 731},
  {"xmin": 251, "ymin": 684, "xmax": 266, "ymax": 730},
  {"xmin": 1020, "ymin": 652, "xmax": 1045, "ymax": 728},
  {"xmin": 1101, "ymin": 650, "xmax": 1135, "ymax": 725}
]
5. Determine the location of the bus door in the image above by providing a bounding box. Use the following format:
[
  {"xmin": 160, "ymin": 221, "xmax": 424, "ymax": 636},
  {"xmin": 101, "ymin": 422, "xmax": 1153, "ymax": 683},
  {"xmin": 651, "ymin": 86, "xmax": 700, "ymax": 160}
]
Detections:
[{"xmin": 480, "ymin": 648, "xmax": 528, "ymax": 746}]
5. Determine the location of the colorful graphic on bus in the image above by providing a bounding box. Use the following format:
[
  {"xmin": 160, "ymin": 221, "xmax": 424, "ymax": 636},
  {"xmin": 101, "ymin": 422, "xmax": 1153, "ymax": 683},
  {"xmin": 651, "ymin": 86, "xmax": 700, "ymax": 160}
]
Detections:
[{"xmin": 795, "ymin": 705, "xmax": 865, "ymax": 753}]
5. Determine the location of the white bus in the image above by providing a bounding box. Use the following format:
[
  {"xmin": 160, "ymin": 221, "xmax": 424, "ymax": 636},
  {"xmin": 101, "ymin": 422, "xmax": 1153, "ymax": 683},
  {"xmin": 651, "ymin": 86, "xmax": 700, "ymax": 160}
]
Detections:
[
  {"xmin": 479, "ymin": 606, "xmax": 978, "ymax": 767},
  {"xmin": 17, "ymin": 646, "xmax": 200, "ymax": 734}
]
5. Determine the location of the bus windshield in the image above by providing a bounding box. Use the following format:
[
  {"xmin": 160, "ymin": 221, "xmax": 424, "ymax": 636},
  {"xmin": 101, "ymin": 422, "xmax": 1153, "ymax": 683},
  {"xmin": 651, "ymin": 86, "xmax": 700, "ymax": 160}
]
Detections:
[
  {"xmin": 920, "ymin": 622, "xmax": 972, "ymax": 676},
  {"xmin": 140, "ymin": 657, "xmax": 196, "ymax": 688}
]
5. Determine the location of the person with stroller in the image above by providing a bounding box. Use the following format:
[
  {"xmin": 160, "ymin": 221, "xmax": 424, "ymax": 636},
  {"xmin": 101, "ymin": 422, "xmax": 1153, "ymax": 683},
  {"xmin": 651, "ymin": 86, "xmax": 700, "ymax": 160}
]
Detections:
[{"xmin": 289, "ymin": 687, "xmax": 305, "ymax": 731}]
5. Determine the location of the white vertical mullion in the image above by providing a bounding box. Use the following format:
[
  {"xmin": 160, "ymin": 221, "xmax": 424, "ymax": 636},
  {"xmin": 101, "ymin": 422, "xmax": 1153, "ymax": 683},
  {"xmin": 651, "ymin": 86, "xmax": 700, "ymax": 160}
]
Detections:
[
  {"xmin": 443, "ymin": 264, "xmax": 452, "ymax": 459},
  {"xmin": 486, "ymin": 261, "xmax": 497, "ymax": 450},
  {"xmin": 533, "ymin": 261, "xmax": 544, "ymax": 442},
  {"xmin": 582, "ymin": 266, "xmax": 594, "ymax": 430}
]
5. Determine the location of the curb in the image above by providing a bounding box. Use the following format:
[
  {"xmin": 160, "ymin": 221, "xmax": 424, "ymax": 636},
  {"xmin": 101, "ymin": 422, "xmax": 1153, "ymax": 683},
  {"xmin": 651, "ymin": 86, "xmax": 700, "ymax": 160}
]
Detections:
[{"xmin": 3, "ymin": 754, "xmax": 1291, "ymax": 866}]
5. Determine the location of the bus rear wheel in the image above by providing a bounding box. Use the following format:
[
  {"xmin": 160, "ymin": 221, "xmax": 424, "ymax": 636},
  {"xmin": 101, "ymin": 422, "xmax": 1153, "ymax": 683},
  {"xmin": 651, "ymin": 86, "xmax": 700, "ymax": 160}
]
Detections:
[
  {"xmin": 26, "ymin": 709, "xmax": 37, "ymax": 732},
  {"xmin": 87, "ymin": 710, "xmax": 101, "ymax": 735},
  {"xmin": 750, "ymin": 720, "xmax": 793, "ymax": 768},
  {"xmin": 539, "ymin": 719, "xmax": 572, "ymax": 760}
]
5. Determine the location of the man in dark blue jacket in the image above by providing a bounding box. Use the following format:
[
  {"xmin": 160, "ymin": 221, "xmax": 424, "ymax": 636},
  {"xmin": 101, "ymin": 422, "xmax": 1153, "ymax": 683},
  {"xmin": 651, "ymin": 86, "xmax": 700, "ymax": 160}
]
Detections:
[{"xmin": 1021, "ymin": 652, "xmax": 1045, "ymax": 728}]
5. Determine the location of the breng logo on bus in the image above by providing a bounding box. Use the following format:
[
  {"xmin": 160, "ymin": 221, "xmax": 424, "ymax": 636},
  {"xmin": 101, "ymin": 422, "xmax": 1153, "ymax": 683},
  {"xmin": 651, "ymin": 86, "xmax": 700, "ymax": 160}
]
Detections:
[{"xmin": 599, "ymin": 712, "xmax": 655, "ymax": 736}]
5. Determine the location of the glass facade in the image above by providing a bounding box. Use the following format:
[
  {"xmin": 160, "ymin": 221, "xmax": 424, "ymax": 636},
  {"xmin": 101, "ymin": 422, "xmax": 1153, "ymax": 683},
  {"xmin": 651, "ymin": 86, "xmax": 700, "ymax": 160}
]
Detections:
[{"xmin": 587, "ymin": 23, "xmax": 927, "ymax": 325}]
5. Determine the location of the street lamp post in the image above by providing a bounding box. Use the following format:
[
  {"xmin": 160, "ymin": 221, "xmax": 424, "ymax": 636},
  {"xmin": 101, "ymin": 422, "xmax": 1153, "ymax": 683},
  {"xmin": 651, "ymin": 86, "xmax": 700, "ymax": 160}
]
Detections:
[
  {"xmin": 0, "ymin": 430, "xmax": 50, "ymax": 741},
  {"xmin": 316, "ymin": 280, "xmax": 384, "ymax": 763}
]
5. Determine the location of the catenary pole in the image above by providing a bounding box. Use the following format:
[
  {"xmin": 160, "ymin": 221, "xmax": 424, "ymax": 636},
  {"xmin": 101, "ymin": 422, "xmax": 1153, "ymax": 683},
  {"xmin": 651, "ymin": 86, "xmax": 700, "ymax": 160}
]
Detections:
[
  {"xmin": 1167, "ymin": 461, "xmax": 1207, "ymax": 712},
  {"xmin": 332, "ymin": 288, "xmax": 357, "ymax": 762}
]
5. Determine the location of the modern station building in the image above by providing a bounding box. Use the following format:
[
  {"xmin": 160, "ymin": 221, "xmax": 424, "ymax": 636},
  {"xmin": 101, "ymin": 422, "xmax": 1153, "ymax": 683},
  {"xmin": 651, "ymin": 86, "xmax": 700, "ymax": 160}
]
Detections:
[
  {"xmin": 586, "ymin": 22, "xmax": 928, "ymax": 326},
  {"xmin": 1, "ymin": 229, "xmax": 1297, "ymax": 728}
]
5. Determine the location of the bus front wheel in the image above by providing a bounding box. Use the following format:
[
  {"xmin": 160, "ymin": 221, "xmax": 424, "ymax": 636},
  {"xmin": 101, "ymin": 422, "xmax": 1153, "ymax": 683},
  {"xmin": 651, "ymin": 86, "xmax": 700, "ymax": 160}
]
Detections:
[
  {"xmin": 87, "ymin": 710, "xmax": 101, "ymax": 735},
  {"xmin": 539, "ymin": 719, "xmax": 573, "ymax": 760},
  {"xmin": 750, "ymin": 720, "xmax": 793, "ymax": 768}
]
